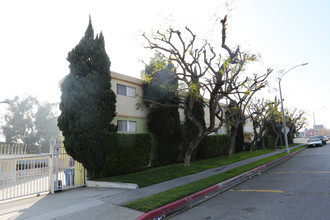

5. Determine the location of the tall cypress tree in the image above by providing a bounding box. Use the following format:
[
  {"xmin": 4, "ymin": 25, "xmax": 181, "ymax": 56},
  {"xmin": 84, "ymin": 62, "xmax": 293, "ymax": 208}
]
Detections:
[{"xmin": 58, "ymin": 17, "xmax": 116, "ymax": 177}]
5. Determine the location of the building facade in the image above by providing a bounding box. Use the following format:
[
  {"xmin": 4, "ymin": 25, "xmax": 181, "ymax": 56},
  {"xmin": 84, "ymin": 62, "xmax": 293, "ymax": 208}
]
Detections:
[
  {"xmin": 61, "ymin": 71, "xmax": 253, "ymax": 140},
  {"xmin": 111, "ymin": 72, "xmax": 149, "ymax": 133},
  {"xmin": 111, "ymin": 71, "xmax": 233, "ymax": 136}
]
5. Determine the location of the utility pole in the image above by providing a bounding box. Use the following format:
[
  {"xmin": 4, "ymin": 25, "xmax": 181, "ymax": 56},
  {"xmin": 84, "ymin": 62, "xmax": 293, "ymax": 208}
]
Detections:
[{"xmin": 278, "ymin": 63, "xmax": 308, "ymax": 153}]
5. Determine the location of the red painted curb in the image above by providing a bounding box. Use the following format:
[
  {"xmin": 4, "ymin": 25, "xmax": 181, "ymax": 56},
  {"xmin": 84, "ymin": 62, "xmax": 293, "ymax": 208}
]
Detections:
[
  {"xmin": 135, "ymin": 147, "xmax": 306, "ymax": 220},
  {"xmin": 217, "ymin": 147, "xmax": 305, "ymax": 188},
  {"xmin": 135, "ymin": 184, "xmax": 219, "ymax": 220}
]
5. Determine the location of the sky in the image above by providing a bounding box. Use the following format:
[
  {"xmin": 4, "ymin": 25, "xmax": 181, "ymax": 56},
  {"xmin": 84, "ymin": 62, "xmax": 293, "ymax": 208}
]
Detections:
[{"xmin": 0, "ymin": 0, "xmax": 329, "ymax": 133}]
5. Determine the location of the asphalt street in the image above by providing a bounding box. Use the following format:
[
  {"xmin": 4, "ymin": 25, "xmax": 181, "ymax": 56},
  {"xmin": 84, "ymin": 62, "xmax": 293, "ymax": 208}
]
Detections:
[{"xmin": 170, "ymin": 142, "xmax": 330, "ymax": 220}]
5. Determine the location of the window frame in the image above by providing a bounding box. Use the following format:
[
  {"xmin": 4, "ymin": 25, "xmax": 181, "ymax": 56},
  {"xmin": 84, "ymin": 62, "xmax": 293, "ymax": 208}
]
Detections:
[
  {"xmin": 116, "ymin": 83, "xmax": 136, "ymax": 97},
  {"xmin": 117, "ymin": 120, "xmax": 137, "ymax": 133}
]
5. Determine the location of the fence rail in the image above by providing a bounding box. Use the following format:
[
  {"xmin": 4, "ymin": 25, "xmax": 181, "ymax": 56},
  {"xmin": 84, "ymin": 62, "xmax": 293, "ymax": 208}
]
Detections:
[{"xmin": 0, "ymin": 141, "xmax": 86, "ymax": 202}]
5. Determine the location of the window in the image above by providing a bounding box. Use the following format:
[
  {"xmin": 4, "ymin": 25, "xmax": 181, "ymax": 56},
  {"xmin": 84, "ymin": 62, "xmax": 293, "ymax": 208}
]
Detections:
[
  {"xmin": 117, "ymin": 84, "xmax": 136, "ymax": 97},
  {"xmin": 117, "ymin": 84, "xmax": 126, "ymax": 95},
  {"xmin": 117, "ymin": 120, "xmax": 137, "ymax": 133}
]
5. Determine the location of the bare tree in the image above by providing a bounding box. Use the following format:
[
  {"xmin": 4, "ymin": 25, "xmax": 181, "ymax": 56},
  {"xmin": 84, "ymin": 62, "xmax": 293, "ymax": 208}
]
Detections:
[
  {"xmin": 143, "ymin": 15, "xmax": 271, "ymax": 166},
  {"xmin": 265, "ymin": 99, "xmax": 284, "ymax": 146},
  {"xmin": 247, "ymin": 98, "xmax": 278, "ymax": 150},
  {"xmin": 224, "ymin": 70, "xmax": 272, "ymax": 157},
  {"xmin": 285, "ymin": 109, "xmax": 306, "ymax": 143}
]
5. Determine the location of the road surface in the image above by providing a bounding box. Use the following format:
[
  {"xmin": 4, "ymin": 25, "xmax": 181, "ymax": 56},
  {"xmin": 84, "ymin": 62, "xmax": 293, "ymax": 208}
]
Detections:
[{"xmin": 171, "ymin": 142, "xmax": 330, "ymax": 220}]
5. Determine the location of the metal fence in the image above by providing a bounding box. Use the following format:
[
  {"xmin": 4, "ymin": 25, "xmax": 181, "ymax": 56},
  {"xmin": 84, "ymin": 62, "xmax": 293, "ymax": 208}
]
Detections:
[
  {"xmin": 50, "ymin": 139, "xmax": 86, "ymax": 193},
  {"xmin": 0, "ymin": 141, "xmax": 86, "ymax": 202}
]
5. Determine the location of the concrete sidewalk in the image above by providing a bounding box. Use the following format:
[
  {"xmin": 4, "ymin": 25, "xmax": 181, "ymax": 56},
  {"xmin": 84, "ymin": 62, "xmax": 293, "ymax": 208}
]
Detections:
[{"xmin": 0, "ymin": 144, "xmax": 306, "ymax": 220}]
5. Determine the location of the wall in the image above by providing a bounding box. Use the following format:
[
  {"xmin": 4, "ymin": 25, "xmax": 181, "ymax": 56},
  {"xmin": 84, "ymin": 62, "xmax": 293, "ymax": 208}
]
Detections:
[{"xmin": 111, "ymin": 72, "xmax": 149, "ymax": 133}]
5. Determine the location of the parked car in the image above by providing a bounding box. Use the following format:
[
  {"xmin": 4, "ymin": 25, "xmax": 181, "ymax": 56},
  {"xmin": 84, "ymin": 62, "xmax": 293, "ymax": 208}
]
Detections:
[
  {"xmin": 323, "ymin": 136, "xmax": 329, "ymax": 142},
  {"xmin": 310, "ymin": 135, "xmax": 327, "ymax": 145},
  {"xmin": 308, "ymin": 138, "xmax": 323, "ymax": 147}
]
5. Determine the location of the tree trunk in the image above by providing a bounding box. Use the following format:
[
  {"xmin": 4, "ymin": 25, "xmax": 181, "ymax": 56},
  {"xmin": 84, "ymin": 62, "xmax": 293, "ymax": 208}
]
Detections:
[
  {"xmin": 250, "ymin": 131, "xmax": 258, "ymax": 152},
  {"xmin": 279, "ymin": 134, "xmax": 283, "ymax": 146},
  {"xmin": 261, "ymin": 137, "xmax": 265, "ymax": 149},
  {"xmin": 228, "ymin": 128, "xmax": 238, "ymax": 158},
  {"xmin": 274, "ymin": 135, "xmax": 279, "ymax": 146},
  {"xmin": 184, "ymin": 149, "xmax": 193, "ymax": 167},
  {"xmin": 183, "ymin": 132, "xmax": 207, "ymax": 167},
  {"xmin": 288, "ymin": 126, "xmax": 294, "ymax": 144},
  {"xmin": 260, "ymin": 127, "xmax": 266, "ymax": 149},
  {"xmin": 271, "ymin": 123, "xmax": 281, "ymax": 148}
]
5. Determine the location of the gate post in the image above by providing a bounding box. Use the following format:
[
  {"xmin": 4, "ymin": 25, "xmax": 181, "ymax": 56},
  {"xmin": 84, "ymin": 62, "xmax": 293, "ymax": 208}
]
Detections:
[
  {"xmin": 49, "ymin": 139, "xmax": 54, "ymax": 194},
  {"xmin": 49, "ymin": 138, "xmax": 57, "ymax": 194}
]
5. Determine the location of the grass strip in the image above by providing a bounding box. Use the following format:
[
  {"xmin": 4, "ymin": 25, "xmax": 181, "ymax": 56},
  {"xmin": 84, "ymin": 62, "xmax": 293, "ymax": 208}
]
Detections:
[
  {"xmin": 276, "ymin": 143, "xmax": 300, "ymax": 149},
  {"xmin": 98, "ymin": 149, "xmax": 275, "ymax": 187},
  {"xmin": 125, "ymin": 145, "xmax": 306, "ymax": 212}
]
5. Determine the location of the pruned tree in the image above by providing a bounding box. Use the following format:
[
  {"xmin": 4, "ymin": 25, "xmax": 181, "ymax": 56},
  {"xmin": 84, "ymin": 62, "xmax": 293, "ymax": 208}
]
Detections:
[
  {"xmin": 224, "ymin": 69, "xmax": 272, "ymax": 157},
  {"xmin": 143, "ymin": 15, "xmax": 272, "ymax": 166},
  {"xmin": 285, "ymin": 109, "xmax": 307, "ymax": 143},
  {"xmin": 58, "ymin": 17, "xmax": 116, "ymax": 177},
  {"xmin": 225, "ymin": 101, "xmax": 244, "ymax": 153},
  {"xmin": 182, "ymin": 95, "xmax": 206, "ymax": 160},
  {"xmin": 265, "ymin": 98, "xmax": 283, "ymax": 146},
  {"xmin": 246, "ymin": 98, "xmax": 277, "ymax": 150}
]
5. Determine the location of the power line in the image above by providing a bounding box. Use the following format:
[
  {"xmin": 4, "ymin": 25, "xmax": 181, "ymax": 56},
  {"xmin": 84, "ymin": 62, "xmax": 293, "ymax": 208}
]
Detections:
[{"xmin": 34, "ymin": 116, "xmax": 59, "ymax": 125}]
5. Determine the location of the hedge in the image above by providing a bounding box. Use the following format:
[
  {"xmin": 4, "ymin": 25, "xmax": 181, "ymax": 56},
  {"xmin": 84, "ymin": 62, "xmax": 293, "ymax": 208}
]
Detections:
[
  {"xmin": 264, "ymin": 135, "xmax": 275, "ymax": 149},
  {"xmin": 197, "ymin": 134, "xmax": 230, "ymax": 159},
  {"xmin": 100, "ymin": 133, "xmax": 152, "ymax": 177}
]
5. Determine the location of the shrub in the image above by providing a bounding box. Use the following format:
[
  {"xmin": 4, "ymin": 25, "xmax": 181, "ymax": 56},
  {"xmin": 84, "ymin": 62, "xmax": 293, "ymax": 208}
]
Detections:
[
  {"xmin": 143, "ymin": 55, "xmax": 182, "ymax": 166},
  {"xmin": 147, "ymin": 103, "xmax": 181, "ymax": 166},
  {"xmin": 197, "ymin": 134, "xmax": 230, "ymax": 159},
  {"xmin": 264, "ymin": 135, "xmax": 275, "ymax": 149},
  {"xmin": 243, "ymin": 142, "xmax": 252, "ymax": 151},
  {"xmin": 99, "ymin": 133, "xmax": 152, "ymax": 177}
]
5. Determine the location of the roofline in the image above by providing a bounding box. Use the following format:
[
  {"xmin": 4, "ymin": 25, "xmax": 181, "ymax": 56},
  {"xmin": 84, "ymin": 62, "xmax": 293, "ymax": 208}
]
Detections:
[
  {"xmin": 111, "ymin": 71, "xmax": 143, "ymax": 86},
  {"xmin": 58, "ymin": 71, "xmax": 144, "ymax": 89},
  {"xmin": 58, "ymin": 71, "xmax": 228, "ymax": 108}
]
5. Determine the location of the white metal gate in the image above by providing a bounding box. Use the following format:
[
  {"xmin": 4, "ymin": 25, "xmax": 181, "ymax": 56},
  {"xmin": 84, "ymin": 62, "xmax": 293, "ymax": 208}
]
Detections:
[
  {"xmin": 0, "ymin": 140, "xmax": 86, "ymax": 202},
  {"xmin": 0, "ymin": 143, "xmax": 49, "ymax": 201},
  {"xmin": 50, "ymin": 139, "xmax": 86, "ymax": 193}
]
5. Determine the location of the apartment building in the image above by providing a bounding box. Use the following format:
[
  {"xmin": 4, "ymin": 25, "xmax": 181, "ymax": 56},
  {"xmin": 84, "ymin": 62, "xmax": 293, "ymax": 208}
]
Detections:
[
  {"xmin": 111, "ymin": 71, "xmax": 149, "ymax": 133},
  {"xmin": 61, "ymin": 71, "xmax": 252, "ymax": 140},
  {"xmin": 111, "ymin": 71, "xmax": 231, "ymax": 136}
]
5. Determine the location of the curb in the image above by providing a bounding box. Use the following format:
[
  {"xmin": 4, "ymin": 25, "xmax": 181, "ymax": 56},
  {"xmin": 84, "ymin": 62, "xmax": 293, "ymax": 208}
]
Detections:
[
  {"xmin": 135, "ymin": 147, "xmax": 306, "ymax": 220},
  {"xmin": 86, "ymin": 180, "xmax": 139, "ymax": 189}
]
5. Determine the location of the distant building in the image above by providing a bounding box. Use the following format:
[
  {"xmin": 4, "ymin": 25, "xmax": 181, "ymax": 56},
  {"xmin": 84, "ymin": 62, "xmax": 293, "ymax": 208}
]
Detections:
[
  {"xmin": 313, "ymin": 125, "xmax": 324, "ymax": 130},
  {"xmin": 306, "ymin": 129, "xmax": 318, "ymax": 137}
]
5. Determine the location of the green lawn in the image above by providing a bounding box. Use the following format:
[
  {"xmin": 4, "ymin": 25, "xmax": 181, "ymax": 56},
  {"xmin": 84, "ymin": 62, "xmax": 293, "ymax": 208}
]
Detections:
[
  {"xmin": 276, "ymin": 143, "xmax": 300, "ymax": 149},
  {"xmin": 97, "ymin": 149, "xmax": 275, "ymax": 188},
  {"xmin": 98, "ymin": 144, "xmax": 301, "ymax": 188},
  {"xmin": 125, "ymin": 145, "xmax": 306, "ymax": 212}
]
